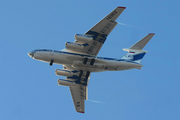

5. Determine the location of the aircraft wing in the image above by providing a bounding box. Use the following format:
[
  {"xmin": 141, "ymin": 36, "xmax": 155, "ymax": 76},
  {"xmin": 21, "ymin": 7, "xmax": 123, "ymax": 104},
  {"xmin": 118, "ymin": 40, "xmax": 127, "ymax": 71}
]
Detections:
[
  {"xmin": 85, "ymin": 7, "xmax": 126, "ymax": 36},
  {"xmin": 70, "ymin": 7, "xmax": 126, "ymax": 56},
  {"xmin": 69, "ymin": 84, "xmax": 87, "ymax": 113},
  {"xmin": 63, "ymin": 65, "xmax": 90, "ymax": 113}
]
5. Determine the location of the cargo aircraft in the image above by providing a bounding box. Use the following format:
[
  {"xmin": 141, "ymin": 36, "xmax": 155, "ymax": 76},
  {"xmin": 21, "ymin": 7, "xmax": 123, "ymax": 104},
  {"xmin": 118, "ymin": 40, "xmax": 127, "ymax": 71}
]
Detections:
[{"xmin": 28, "ymin": 7, "xmax": 155, "ymax": 113}]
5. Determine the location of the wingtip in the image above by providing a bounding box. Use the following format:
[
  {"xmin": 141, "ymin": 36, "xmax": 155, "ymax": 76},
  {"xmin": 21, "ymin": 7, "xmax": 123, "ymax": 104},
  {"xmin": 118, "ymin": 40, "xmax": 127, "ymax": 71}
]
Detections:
[
  {"xmin": 149, "ymin": 33, "xmax": 155, "ymax": 35},
  {"xmin": 77, "ymin": 111, "xmax": 85, "ymax": 113},
  {"xmin": 118, "ymin": 6, "xmax": 126, "ymax": 9}
]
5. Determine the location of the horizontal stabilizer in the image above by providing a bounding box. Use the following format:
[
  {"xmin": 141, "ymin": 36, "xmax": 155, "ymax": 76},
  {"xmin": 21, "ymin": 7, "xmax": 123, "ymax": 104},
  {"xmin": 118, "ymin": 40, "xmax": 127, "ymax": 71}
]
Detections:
[{"xmin": 130, "ymin": 33, "xmax": 155, "ymax": 50}]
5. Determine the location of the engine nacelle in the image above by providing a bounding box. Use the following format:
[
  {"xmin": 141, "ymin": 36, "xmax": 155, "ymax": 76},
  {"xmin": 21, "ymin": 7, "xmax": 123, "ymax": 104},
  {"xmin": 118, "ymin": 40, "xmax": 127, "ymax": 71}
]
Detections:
[
  {"xmin": 57, "ymin": 79, "xmax": 75, "ymax": 86},
  {"xmin": 75, "ymin": 34, "xmax": 93, "ymax": 43},
  {"xmin": 55, "ymin": 69, "xmax": 79, "ymax": 77},
  {"xmin": 65, "ymin": 42, "xmax": 89, "ymax": 50}
]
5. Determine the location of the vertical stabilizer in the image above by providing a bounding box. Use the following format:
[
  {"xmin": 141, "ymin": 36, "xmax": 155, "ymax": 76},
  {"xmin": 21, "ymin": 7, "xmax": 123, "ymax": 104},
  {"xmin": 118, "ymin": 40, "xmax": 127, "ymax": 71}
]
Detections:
[{"xmin": 121, "ymin": 33, "xmax": 155, "ymax": 63}]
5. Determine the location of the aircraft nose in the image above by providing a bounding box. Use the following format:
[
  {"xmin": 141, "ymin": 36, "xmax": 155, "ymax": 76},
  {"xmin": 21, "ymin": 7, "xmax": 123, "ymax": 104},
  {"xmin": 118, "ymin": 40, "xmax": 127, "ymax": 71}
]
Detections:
[{"xmin": 28, "ymin": 52, "xmax": 34, "ymax": 57}]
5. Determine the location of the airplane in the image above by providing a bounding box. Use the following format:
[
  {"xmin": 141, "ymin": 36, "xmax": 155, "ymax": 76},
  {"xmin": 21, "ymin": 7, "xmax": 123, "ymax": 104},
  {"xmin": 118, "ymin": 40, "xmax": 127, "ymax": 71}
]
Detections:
[{"xmin": 28, "ymin": 7, "xmax": 155, "ymax": 113}]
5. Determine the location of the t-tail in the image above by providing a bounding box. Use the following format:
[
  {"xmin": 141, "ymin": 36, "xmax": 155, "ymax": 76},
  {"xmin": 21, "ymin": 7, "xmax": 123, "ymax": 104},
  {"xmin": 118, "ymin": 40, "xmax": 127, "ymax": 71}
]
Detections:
[{"xmin": 121, "ymin": 33, "xmax": 155, "ymax": 64}]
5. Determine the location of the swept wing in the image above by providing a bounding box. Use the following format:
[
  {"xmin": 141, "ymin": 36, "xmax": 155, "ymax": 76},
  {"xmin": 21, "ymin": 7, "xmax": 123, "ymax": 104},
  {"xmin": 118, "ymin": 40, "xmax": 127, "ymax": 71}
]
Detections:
[{"xmin": 65, "ymin": 7, "xmax": 126, "ymax": 56}]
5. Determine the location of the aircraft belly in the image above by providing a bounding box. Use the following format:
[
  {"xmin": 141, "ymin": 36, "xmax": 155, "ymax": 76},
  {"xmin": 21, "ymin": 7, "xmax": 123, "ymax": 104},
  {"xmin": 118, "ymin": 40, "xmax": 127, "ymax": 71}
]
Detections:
[{"xmin": 53, "ymin": 53, "xmax": 83, "ymax": 65}]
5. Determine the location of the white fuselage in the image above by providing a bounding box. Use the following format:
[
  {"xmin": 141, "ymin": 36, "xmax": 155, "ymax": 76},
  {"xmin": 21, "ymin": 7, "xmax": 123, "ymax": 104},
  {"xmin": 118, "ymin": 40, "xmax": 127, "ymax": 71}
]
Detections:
[{"xmin": 28, "ymin": 49, "xmax": 142, "ymax": 72}]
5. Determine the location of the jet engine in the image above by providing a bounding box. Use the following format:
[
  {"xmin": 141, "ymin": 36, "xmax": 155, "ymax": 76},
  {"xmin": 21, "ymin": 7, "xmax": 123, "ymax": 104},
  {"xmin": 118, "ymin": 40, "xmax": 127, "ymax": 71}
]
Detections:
[
  {"xmin": 74, "ymin": 34, "xmax": 93, "ymax": 43},
  {"xmin": 55, "ymin": 69, "xmax": 79, "ymax": 77},
  {"xmin": 57, "ymin": 79, "xmax": 75, "ymax": 86},
  {"xmin": 65, "ymin": 42, "xmax": 89, "ymax": 50}
]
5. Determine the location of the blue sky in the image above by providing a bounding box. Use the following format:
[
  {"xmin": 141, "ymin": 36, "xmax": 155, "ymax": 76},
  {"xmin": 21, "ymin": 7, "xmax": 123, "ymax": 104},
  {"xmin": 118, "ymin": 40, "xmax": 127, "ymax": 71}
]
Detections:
[{"xmin": 0, "ymin": 0, "xmax": 179, "ymax": 120}]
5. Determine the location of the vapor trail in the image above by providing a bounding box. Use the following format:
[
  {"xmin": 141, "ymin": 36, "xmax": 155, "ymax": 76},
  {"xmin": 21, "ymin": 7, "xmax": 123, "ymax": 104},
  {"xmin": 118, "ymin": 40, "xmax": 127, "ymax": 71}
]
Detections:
[
  {"xmin": 88, "ymin": 99, "xmax": 106, "ymax": 104},
  {"xmin": 117, "ymin": 22, "xmax": 140, "ymax": 29}
]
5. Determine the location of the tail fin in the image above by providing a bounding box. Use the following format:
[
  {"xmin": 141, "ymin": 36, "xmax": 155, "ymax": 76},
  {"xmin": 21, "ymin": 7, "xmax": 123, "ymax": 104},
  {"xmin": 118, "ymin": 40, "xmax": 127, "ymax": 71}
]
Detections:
[{"xmin": 121, "ymin": 33, "xmax": 155, "ymax": 63}]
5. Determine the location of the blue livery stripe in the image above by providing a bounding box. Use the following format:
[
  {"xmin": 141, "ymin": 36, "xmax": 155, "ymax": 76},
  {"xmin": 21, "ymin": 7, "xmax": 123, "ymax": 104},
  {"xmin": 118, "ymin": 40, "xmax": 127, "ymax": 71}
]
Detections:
[{"xmin": 132, "ymin": 53, "xmax": 146, "ymax": 61}]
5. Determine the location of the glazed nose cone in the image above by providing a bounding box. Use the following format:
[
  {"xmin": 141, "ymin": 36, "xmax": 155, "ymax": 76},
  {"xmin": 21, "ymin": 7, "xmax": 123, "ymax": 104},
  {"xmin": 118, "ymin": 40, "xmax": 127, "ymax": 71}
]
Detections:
[{"xmin": 28, "ymin": 52, "xmax": 34, "ymax": 57}]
